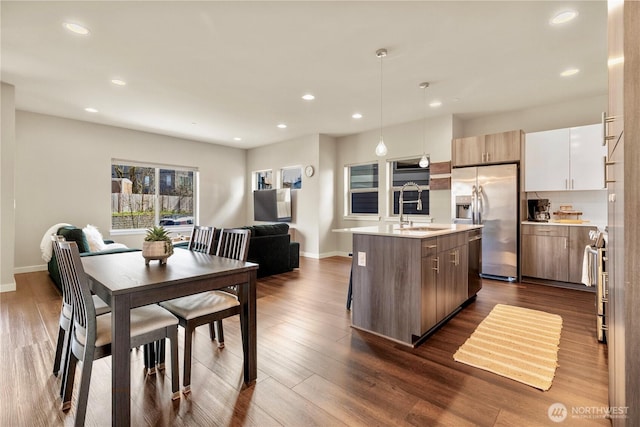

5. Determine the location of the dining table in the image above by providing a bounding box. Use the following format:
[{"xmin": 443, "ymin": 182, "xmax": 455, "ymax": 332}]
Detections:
[{"xmin": 81, "ymin": 248, "xmax": 259, "ymax": 426}]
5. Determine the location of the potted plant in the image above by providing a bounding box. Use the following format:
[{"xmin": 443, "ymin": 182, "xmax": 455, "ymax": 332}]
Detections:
[{"xmin": 142, "ymin": 225, "xmax": 174, "ymax": 265}]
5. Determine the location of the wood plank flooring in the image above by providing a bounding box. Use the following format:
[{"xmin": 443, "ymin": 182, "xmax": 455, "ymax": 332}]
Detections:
[{"xmin": 0, "ymin": 256, "xmax": 609, "ymax": 426}]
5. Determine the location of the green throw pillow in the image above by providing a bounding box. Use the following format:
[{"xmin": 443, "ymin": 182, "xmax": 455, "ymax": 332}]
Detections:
[{"xmin": 57, "ymin": 226, "xmax": 90, "ymax": 253}]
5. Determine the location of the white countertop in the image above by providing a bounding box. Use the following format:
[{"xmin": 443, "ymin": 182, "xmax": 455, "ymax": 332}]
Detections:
[{"xmin": 332, "ymin": 223, "xmax": 483, "ymax": 239}]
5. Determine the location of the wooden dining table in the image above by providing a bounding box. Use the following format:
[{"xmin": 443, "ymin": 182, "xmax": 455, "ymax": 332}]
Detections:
[{"xmin": 81, "ymin": 248, "xmax": 258, "ymax": 426}]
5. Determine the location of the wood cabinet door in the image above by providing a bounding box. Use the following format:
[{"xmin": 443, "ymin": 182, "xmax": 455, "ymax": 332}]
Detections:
[
  {"xmin": 436, "ymin": 249, "xmax": 456, "ymax": 322},
  {"xmin": 524, "ymin": 128, "xmax": 570, "ymax": 191},
  {"xmin": 570, "ymin": 124, "xmax": 606, "ymax": 190},
  {"xmin": 521, "ymin": 234, "xmax": 568, "ymax": 281},
  {"xmin": 484, "ymin": 130, "xmax": 521, "ymax": 163},
  {"xmin": 421, "ymin": 251, "xmax": 438, "ymax": 333},
  {"xmin": 452, "ymin": 135, "xmax": 484, "ymax": 167},
  {"xmin": 453, "ymin": 244, "xmax": 469, "ymax": 307},
  {"xmin": 568, "ymin": 226, "xmax": 597, "ymax": 283}
]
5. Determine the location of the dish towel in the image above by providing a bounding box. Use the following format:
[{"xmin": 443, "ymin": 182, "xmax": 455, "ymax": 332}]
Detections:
[{"xmin": 581, "ymin": 245, "xmax": 592, "ymax": 286}]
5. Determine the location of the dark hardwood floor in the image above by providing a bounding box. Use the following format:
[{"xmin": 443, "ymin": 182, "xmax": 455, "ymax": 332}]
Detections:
[{"xmin": 1, "ymin": 256, "xmax": 609, "ymax": 426}]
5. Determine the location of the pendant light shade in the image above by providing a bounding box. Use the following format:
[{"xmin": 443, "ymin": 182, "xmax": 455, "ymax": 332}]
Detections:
[
  {"xmin": 375, "ymin": 48, "xmax": 388, "ymax": 157},
  {"xmin": 419, "ymin": 81, "xmax": 430, "ymax": 168}
]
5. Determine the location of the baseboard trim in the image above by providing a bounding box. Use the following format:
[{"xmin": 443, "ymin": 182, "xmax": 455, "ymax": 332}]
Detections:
[
  {"xmin": 14, "ymin": 264, "xmax": 47, "ymax": 275},
  {"xmin": 0, "ymin": 282, "xmax": 16, "ymax": 293}
]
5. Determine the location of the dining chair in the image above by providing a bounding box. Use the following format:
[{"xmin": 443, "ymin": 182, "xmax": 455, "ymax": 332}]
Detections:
[
  {"xmin": 144, "ymin": 225, "xmax": 217, "ymax": 372},
  {"xmin": 51, "ymin": 235, "xmax": 110, "ymax": 400},
  {"xmin": 54, "ymin": 240, "xmax": 180, "ymax": 426},
  {"xmin": 159, "ymin": 228, "xmax": 250, "ymax": 393}
]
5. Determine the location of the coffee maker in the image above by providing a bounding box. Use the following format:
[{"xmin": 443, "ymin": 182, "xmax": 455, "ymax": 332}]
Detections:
[{"xmin": 528, "ymin": 199, "xmax": 550, "ymax": 222}]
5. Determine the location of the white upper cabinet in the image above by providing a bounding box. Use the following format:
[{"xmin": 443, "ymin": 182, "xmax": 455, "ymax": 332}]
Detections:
[{"xmin": 525, "ymin": 124, "xmax": 606, "ymax": 191}]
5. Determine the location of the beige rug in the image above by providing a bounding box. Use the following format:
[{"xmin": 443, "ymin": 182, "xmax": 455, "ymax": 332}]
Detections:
[{"xmin": 453, "ymin": 304, "xmax": 563, "ymax": 391}]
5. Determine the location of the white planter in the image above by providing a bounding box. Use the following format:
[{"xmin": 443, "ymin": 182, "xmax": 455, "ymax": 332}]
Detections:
[{"xmin": 142, "ymin": 241, "xmax": 173, "ymax": 265}]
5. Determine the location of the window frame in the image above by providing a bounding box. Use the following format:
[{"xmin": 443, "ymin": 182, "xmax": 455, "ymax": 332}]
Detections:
[
  {"xmin": 344, "ymin": 161, "xmax": 380, "ymax": 218},
  {"xmin": 110, "ymin": 160, "xmax": 198, "ymax": 235}
]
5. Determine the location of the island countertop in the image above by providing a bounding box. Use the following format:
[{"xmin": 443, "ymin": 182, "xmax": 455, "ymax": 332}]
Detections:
[{"xmin": 333, "ymin": 223, "xmax": 483, "ymax": 239}]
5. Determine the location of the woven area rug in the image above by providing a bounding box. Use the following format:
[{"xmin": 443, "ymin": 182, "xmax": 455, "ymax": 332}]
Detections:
[{"xmin": 453, "ymin": 304, "xmax": 563, "ymax": 391}]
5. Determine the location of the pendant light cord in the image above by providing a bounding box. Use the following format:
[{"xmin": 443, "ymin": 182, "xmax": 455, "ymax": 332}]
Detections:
[{"xmin": 379, "ymin": 53, "xmax": 383, "ymax": 141}]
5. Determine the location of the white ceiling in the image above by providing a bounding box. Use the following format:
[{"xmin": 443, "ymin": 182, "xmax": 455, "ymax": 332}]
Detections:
[{"xmin": 1, "ymin": 1, "xmax": 608, "ymax": 149}]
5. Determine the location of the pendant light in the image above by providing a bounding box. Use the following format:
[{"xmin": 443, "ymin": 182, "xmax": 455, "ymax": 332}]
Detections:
[
  {"xmin": 418, "ymin": 82, "xmax": 430, "ymax": 168},
  {"xmin": 375, "ymin": 48, "xmax": 388, "ymax": 157}
]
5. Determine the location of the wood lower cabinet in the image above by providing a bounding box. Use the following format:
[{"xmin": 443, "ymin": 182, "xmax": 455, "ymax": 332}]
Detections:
[
  {"xmin": 522, "ymin": 224, "xmax": 596, "ymax": 283},
  {"xmin": 352, "ymin": 230, "xmax": 472, "ymax": 346}
]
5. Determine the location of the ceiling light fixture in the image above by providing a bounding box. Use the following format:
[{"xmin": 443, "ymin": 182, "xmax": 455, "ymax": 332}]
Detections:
[
  {"xmin": 111, "ymin": 79, "xmax": 126, "ymax": 86},
  {"xmin": 302, "ymin": 94, "xmax": 315, "ymax": 101},
  {"xmin": 560, "ymin": 68, "xmax": 580, "ymax": 77},
  {"xmin": 233, "ymin": 137, "xmax": 242, "ymax": 141},
  {"xmin": 352, "ymin": 113, "xmax": 363, "ymax": 119},
  {"xmin": 375, "ymin": 48, "xmax": 388, "ymax": 157},
  {"xmin": 277, "ymin": 123, "xmax": 287, "ymax": 129},
  {"xmin": 84, "ymin": 107, "xmax": 98, "ymax": 113},
  {"xmin": 419, "ymin": 82, "xmax": 430, "ymax": 169},
  {"xmin": 550, "ymin": 10, "xmax": 578, "ymax": 25},
  {"xmin": 63, "ymin": 22, "xmax": 90, "ymax": 35},
  {"xmin": 429, "ymin": 100, "xmax": 442, "ymax": 108}
]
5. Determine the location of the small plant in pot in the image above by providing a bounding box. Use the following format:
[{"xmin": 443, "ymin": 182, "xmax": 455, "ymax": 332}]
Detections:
[{"xmin": 142, "ymin": 226, "xmax": 174, "ymax": 265}]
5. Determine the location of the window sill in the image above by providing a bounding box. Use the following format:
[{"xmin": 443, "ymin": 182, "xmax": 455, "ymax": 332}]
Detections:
[
  {"xmin": 343, "ymin": 215, "xmax": 381, "ymax": 221},
  {"xmin": 110, "ymin": 226, "xmax": 193, "ymax": 236}
]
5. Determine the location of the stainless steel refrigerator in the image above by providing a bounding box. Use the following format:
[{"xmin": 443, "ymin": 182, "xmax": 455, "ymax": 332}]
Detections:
[{"xmin": 451, "ymin": 163, "xmax": 519, "ymax": 280}]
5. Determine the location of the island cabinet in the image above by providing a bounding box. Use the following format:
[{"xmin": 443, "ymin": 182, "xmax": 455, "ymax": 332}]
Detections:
[
  {"xmin": 452, "ymin": 130, "xmax": 522, "ymax": 167},
  {"xmin": 351, "ymin": 230, "xmax": 472, "ymax": 347}
]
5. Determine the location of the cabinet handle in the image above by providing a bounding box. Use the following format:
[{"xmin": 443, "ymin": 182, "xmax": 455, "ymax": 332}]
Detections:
[
  {"xmin": 605, "ymin": 159, "xmax": 616, "ymax": 185},
  {"xmin": 456, "ymin": 249, "xmax": 460, "ymax": 266},
  {"xmin": 564, "ymin": 238, "xmax": 567, "ymax": 249},
  {"xmin": 486, "ymin": 152, "xmax": 490, "ymax": 162},
  {"xmin": 432, "ymin": 257, "xmax": 440, "ymax": 273},
  {"xmin": 425, "ymin": 244, "xmax": 437, "ymax": 249},
  {"xmin": 571, "ymin": 179, "xmax": 574, "ymax": 189},
  {"xmin": 602, "ymin": 112, "xmax": 617, "ymax": 146}
]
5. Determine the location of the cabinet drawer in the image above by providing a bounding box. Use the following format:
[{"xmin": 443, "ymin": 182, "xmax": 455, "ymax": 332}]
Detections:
[
  {"xmin": 421, "ymin": 238, "xmax": 437, "ymax": 257},
  {"xmin": 522, "ymin": 224, "xmax": 568, "ymax": 237},
  {"xmin": 437, "ymin": 232, "xmax": 467, "ymax": 252}
]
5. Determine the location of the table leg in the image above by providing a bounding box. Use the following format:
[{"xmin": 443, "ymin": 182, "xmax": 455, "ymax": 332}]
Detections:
[
  {"xmin": 240, "ymin": 270, "xmax": 257, "ymax": 383},
  {"xmin": 111, "ymin": 294, "xmax": 131, "ymax": 426}
]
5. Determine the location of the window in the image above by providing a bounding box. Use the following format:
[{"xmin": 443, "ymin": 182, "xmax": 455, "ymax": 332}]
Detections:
[
  {"xmin": 111, "ymin": 162, "xmax": 197, "ymax": 230},
  {"xmin": 390, "ymin": 157, "xmax": 430, "ymax": 216},
  {"xmin": 346, "ymin": 163, "xmax": 379, "ymax": 215}
]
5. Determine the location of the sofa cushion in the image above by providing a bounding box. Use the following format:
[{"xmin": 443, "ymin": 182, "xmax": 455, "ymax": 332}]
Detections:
[
  {"xmin": 57, "ymin": 226, "xmax": 90, "ymax": 253},
  {"xmin": 246, "ymin": 223, "xmax": 289, "ymax": 237}
]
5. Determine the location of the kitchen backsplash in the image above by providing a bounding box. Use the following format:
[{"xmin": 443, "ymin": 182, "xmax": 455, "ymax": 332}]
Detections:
[{"xmin": 524, "ymin": 189, "xmax": 608, "ymax": 227}]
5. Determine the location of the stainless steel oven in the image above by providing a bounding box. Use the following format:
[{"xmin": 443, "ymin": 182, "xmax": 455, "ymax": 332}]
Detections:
[{"xmin": 587, "ymin": 234, "xmax": 607, "ymax": 342}]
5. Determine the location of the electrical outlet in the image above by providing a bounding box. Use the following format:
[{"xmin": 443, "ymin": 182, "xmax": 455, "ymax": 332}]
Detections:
[{"xmin": 358, "ymin": 251, "xmax": 366, "ymax": 266}]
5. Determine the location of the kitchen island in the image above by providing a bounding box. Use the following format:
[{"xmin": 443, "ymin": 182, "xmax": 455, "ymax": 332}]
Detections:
[{"xmin": 335, "ymin": 224, "xmax": 483, "ymax": 347}]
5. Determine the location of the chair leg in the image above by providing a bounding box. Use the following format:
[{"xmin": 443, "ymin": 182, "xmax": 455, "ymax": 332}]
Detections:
[
  {"xmin": 215, "ymin": 320, "xmax": 225, "ymax": 349},
  {"xmin": 61, "ymin": 350, "xmax": 78, "ymax": 411},
  {"xmin": 182, "ymin": 326, "xmax": 193, "ymax": 393},
  {"xmin": 346, "ymin": 268, "xmax": 353, "ymax": 310},
  {"xmin": 53, "ymin": 325, "xmax": 66, "ymax": 376},
  {"xmin": 59, "ymin": 330, "xmax": 73, "ymax": 398},
  {"xmin": 208, "ymin": 322, "xmax": 216, "ymax": 340},
  {"xmin": 74, "ymin": 349, "xmax": 94, "ymax": 427},
  {"xmin": 167, "ymin": 327, "xmax": 180, "ymax": 400},
  {"xmin": 143, "ymin": 343, "xmax": 156, "ymax": 375},
  {"xmin": 156, "ymin": 339, "xmax": 166, "ymax": 370}
]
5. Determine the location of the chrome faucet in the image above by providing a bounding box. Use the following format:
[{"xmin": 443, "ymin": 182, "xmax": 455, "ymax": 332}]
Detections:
[{"xmin": 399, "ymin": 181, "xmax": 422, "ymax": 226}]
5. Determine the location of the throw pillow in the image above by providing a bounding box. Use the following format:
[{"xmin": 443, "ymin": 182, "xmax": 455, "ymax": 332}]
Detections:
[
  {"xmin": 83, "ymin": 224, "xmax": 107, "ymax": 252},
  {"xmin": 58, "ymin": 226, "xmax": 91, "ymax": 253}
]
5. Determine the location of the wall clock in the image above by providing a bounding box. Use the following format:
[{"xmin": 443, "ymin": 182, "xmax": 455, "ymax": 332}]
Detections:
[{"xmin": 305, "ymin": 165, "xmax": 315, "ymax": 177}]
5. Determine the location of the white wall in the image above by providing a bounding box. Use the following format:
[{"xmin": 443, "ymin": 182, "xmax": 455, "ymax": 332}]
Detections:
[
  {"xmin": 246, "ymin": 134, "xmax": 321, "ymax": 257},
  {"xmin": 1, "ymin": 83, "xmax": 17, "ymax": 291},
  {"xmin": 14, "ymin": 111, "xmax": 247, "ymax": 271},
  {"xmin": 334, "ymin": 115, "xmax": 454, "ymax": 254},
  {"xmin": 318, "ymin": 134, "xmax": 337, "ymax": 257},
  {"xmin": 459, "ymin": 94, "xmax": 607, "ymax": 136}
]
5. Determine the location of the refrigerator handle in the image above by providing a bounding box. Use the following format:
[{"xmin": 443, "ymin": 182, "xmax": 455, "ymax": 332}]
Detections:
[
  {"xmin": 471, "ymin": 185, "xmax": 477, "ymax": 224},
  {"xmin": 477, "ymin": 185, "xmax": 484, "ymax": 224}
]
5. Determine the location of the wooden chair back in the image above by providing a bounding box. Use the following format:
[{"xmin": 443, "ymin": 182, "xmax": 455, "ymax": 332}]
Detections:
[
  {"xmin": 188, "ymin": 225, "xmax": 216, "ymax": 254},
  {"xmin": 54, "ymin": 240, "xmax": 97, "ymax": 358},
  {"xmin": 51, "ymin": 235, "xmax": 73, "ymax": 309},
  {"xmin": 216, "ymin": 229, "xmax": 251, "ymax": 262}
]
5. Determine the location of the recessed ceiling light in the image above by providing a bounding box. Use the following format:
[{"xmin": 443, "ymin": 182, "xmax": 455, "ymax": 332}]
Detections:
[
  {"xmin": 550, "ymin": 10, "xmax": 578, "ymax": 25},
  {"xmin": 84, "ymin": 107, "xmax": 98, "ymax": 113},
  {"xmin": 233, "ymin": 137, "xmax": 242, "ymax": 141},
  {"xmin": 302, "ymin": 94, "xmax": 315, "ymax": 101},
  {"xmin": 111, "ymin": 79, "xmax": 126, "ymax": 86},
  {"xmin": 352, "ymin": 113, "xmax": 363, "ymax": 119},
  {"xmin": 429, "ymin": 101, "xmax": 443, "ymax": 108},
  {"xmin": 560, "ymin": 68, "xmax": 580, "ymax": 77},
  {"xmin": 277, "ymin": 123, "xmax": 287, "ymax": 129},
  {"xmin": 63, "ymin": 22, "xmax": 90, "ymax": 35}
]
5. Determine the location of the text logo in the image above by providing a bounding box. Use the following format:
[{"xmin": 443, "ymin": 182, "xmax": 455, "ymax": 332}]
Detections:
[{"xmin": 548, "ymin": 403, "xmax": 568, "ymax": 423}]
